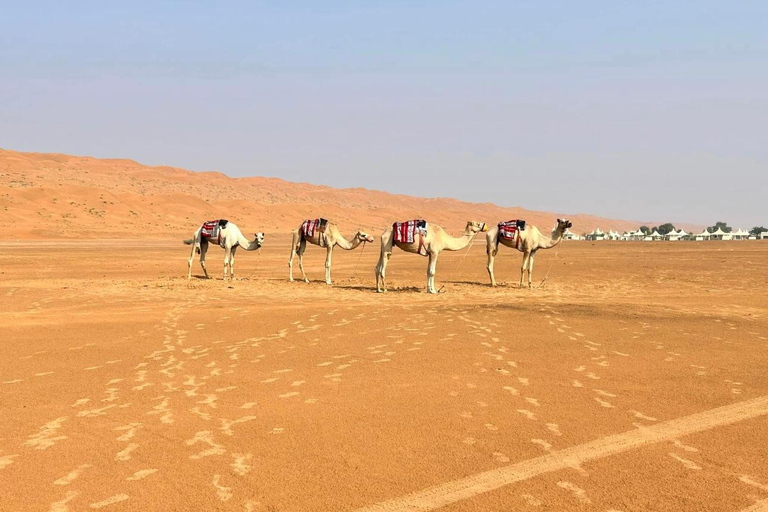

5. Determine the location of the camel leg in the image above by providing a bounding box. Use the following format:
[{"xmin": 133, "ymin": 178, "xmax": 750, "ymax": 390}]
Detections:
[
  {"xmin": 288, "ymin": 231, "xmax": 299, "ymax": 282},
  {"xmin": 230, "ymin": 246, "xmax": 238, "ymax": 280},
  {"xmin": 297, "ymin": 239, "xmax": 309, "ymax": 283},
  {"xmin": 427, "ymin": 251, "xmax": 439, "ymax": 294},
  {"xmin": 527, "ymin": 250, "xmax": 536, "ymax": 289},
  {"xmin": 520, "ymin": 251, "xmax": 530, "ymax": 289},
  {"xmin": 486, "ymin": 245, "xmax": 498, "ymax": 287},
  {"xmin": 376, "ymin": 232, "xmax": 393, "ymax": 293},
  {"xmin": 200, "ymin": 241, "xmax": 210, "ymax": 279},
  {"xmin": 188, "ymin": 236, "xmax": 197, "ymax": 280},
  {"xmin": 325, "ymin": 245, "xmax": 333, "ymax": 285},
  {"xmin": 223, "ymin": 246, "xmax": 232, "ymax": 280}
]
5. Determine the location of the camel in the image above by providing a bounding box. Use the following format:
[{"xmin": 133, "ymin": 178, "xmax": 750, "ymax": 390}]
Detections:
[
  {"xmin": 375, "ymin": 220, "xmax": 488, "ymax": 294},
  {"xmin": 184, "ymin": 220, "xmax": 264, "ymax": 280},
  {"xmin": 485, "ymin": 218, "xmax": 572, "ymax": 288},
  {"xmin": 288, "ymin": 219, "xmax": 374, "ymax": 285}
]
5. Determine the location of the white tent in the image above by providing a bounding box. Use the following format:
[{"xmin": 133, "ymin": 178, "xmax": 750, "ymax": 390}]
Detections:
[
  {"xmin": 732, "ymin": 228, "xmax": 749, "ymax": 240},
  {"xmin": 665, "ymin": 229, "xmax": 680, "ymax": 240},
  {"xmin": 711, "ymin": 227, "xmax": 730, "ymax": 240},
  {"xmin": 694, "ymin": 229, "xmax": 711, "ymax": 241},
  {"xmin": 677, "ymin": 229, "xmax": 689, "ymax": 237},
  {"xmin": 563, "ymin": 228, "xmax": 581, "ymax": 241},
  {"xmin": 650, "ymin": 230, "xmax": 663, "ymax": 239}
]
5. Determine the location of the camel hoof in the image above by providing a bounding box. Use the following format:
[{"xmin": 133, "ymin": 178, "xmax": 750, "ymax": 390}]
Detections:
[
  {"xmin": 289, "ymin": 278, "xmax": 294, "ymax": 283},
  {"xmin": 304, "ymin": 279, "xmax": 310, "ymax": 284}
]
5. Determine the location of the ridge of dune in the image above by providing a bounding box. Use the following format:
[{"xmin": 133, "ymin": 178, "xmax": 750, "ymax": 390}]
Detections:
[{"xmin": 0, "ymin": 148, "xmax": 687, "ymax": 239}]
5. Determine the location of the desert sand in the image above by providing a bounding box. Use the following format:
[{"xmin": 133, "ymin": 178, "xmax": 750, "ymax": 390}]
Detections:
[
  {"xmin": 2, "ymin": 235, "xmax": 768, "ymax": 511},
  {"xmin": 1, "ymin": 148, "xmax": 698, "ymax": 240}
]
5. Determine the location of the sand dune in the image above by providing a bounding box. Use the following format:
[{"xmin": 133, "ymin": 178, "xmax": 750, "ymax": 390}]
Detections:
[{"xmin": 1, "ymin": 148, "xmax": 674, "ymax": 239}]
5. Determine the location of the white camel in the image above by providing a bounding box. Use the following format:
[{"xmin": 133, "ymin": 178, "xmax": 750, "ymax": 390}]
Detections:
[
  {"xmin": 486, "ymin": 218, "xmax": 572, "ymax": 288},
  {"xmin": 375, "ymin": 220, "xmax": 487, "ymax": 294},
  {"xmin": 288, "ymin": 219, "xmax": 374, "ymax": 285},
  {"xmin": 184, "ymin": 220, "xmax": 264, "ymax": 280}
]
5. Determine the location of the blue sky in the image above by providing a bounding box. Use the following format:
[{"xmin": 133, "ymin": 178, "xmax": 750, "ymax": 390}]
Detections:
[{"xmin": 2, "ymin": 1, "xmax": 767, "ymax": 226}]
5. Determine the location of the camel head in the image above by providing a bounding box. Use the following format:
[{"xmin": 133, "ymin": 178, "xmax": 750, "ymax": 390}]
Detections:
[
  {"xmin": 466, "ymin": 221, "xmax": 489, "ymax": 234},
  {"xmin": 356, "ymin": 231, "xmax": 375, "ymax": 243},
  {"xmin": 253, "ymin": 232, "xmax": 265, "ymax": 248},
  {"xmin": 556, "ymin": 218, "xmax": 573, "ymax": 231}
]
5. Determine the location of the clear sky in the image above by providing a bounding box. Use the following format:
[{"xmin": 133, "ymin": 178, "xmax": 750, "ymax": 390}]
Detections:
[{"xmin": 2, "ymin": 1, "xmax": 766, "ymax": 227}]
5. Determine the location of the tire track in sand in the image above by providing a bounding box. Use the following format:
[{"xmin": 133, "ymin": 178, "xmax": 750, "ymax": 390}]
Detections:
[{"xmin": 353, "ymin": 395, "xmax": 768, "ymax": 512}]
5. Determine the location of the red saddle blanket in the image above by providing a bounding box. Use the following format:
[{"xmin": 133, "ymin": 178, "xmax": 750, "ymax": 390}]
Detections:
[
  {"xmin": 201, "ymin": 219, "xmax": 227, "ymax": 242},
  {"xmin": 301, "ymin": 218, "xmax": 328, "ymax": 239},
  {"xmin": 498, "ymin": 220, "xmax": 525, "ymax": 240},
  {"xmin": 393, "ymin": 220, "xmax": 427, "ymax": 244}
]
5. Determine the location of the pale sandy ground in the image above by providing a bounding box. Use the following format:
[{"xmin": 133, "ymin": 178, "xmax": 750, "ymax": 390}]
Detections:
[{"xmin": 1, "ymin": 238, "xmax": 767, "ymax": 511}]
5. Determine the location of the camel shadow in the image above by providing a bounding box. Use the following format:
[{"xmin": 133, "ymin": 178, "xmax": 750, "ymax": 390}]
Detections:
[{"xmin": 443, "ymin": 279, "xmax": 489, "ymax": 287}]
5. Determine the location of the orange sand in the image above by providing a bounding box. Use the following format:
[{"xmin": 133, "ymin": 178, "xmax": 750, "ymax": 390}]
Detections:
[{"xmin": 2, "ymin": 237, "xmax": 767, "ymax": 511}]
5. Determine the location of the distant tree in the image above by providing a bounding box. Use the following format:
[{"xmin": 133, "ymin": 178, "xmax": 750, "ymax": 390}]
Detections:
[
  {"xmin": 750, "ymin": 226, "xmax": 768, "ymax": 237},
  {"xmin": 707, "ymin": 221, "xmax": 732, "ymax": 233},
  {"xmin": 658, "ymin": 223, "xmax": 676, "ymax": 235},
  {"xmin": 639, "ymin": 226, "xmax": 650, "ymax": 235}
]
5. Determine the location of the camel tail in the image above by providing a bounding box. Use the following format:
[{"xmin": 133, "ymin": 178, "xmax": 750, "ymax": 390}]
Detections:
[{"xmin": 183, "ymin": 239, "xmax": 195, "ymax": 245}]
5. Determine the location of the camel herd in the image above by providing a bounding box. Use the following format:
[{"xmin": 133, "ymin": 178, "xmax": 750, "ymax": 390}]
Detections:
[{"xmin": 185, "ymin": 218, "xmax": 573, "ymax": 293}]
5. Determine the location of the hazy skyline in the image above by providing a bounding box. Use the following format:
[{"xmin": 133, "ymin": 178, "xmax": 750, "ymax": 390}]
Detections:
[{"xmin": 2, "ymin": 2, "xmax": 766, "ymax": 226}]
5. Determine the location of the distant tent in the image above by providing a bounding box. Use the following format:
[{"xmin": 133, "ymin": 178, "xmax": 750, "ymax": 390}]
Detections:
[
  {"xmin": 732, "ymin": 228, "xmax": 749, "ymax": 240},
  {"xmin": 694, "ymin": 229, "xmax": 711, "ymax": 241}
]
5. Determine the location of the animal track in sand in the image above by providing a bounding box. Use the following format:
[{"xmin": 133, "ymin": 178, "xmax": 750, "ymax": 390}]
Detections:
[
  {"xmin": 493, "ymin": 452, "xmax": 510, "ymax": 463},
  {"xmin": 232, "ymin": 453, "xmax": 253, "ymax": 476},
  {"xmin": 671, "ymin": 439, "xmax": 699, "ymax": 452},
  {"xmin": 24, "ymin": 417, "xmax": 68, "ymax": 450},
  {"xmin": 517, "ymin": 409, "xmax": 537, "ymax": 421},
  {"xmin": 630, "ymin": 410, "xmax": 658, "ymax": 422},
  {"xmin": 668, "ymin": 453, "xmax": 702, "ymax": 470},
  {"xmin": 126, "ymin": 469, "xmax": 158, "ymax": 481},
  {"xmin": 557, "ymin": 481, "xmax": 591, "ymax": 504},
  {"xmin": 739, "ymin": 475, "xmax": 768, "ymax": 492},
  {"xmin": 49, "ymin": 491, "xmax": 79, "ymax": 512},
  {"xmin": 186, "ymin": 431, "xmax": 226, "ymax": 459},
  {"xmin": 115, "ymin": 443, "xmax": 139, "ymax": 461},
  {"xmin": 521, "ymin": 494, "xmax": 542, "ymax": 506},
  {"xmin": 90, "ymin": 494, "xmax": 129, "ymax": 508},
  {"xmin": 594, "ymin": 397, "xmax": 614, "ymax": 408},
  {"xmin": 54, "ymin": 464, "xmax": 92, "ymax": 485},
  {"xmin": 0, "ymin": 453, "xmax": 19, "ymax": 469},
  {"xmin": 546, "ymin": 423, "xmax": 562, "ymax": 436},
  {"xmin": 531, "ymin": 439, "xmax": 552, "ymax": 452},
  {"xmin": 220, "ymin": 416, "xmax": 258, "ymax": 436}
]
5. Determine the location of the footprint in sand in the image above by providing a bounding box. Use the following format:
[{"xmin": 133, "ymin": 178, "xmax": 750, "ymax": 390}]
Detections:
[
  {"xmin": 126, "ymin": 469, "xmax": 158, "ymax": 481},
  {"xmin": 557, "ymin": 481, "xmax": 591, "ymax": 504},
  {"xmin": 49, "ymin": 490, "xmax": 80, "ymax": 512},
  {"xmin": 531, "ymin": 439, "xmax": 552, "ymax": 452},
  {"xmin": 630, "ymin": 410, "xmax": 658, "ymax": 422},
  {"xmin": 668, "ymin": 452, "xmax": 702, "ymax": 470},
  {"xmin": 0, "ymin": 453, "xmax": 19, "ymax": 469},
  {"xmin": 493, "ymin": 452, "xmax": 510, "ymax": 463},
  {"xmin": 517, "ymin": 409, "xmax": 537, "ymax": 421},
  {"xmin": 521, "ymin": 494, "xmax": 542, "ymax": 506},
  {"xmin": 54, "ymin": 464, "xmax": 92, "ymax": 485},
  {"xmin": 594, "ymin": 397, "xmax": 614, "ymax": 408},
  {"xmin": 231, "ymin": 453, "xmax": 253, "ymax": 476},
  {"xmin": 546, "ymin": 423, "xmax": 562, "ymax": 436},
  {"xmin": 90, "ymin": 494, "xmax": 129, "ymax": 509},
  {"xmin": 24, "ymin": 417, "xmax": 68, "ymax": 450},
  {"xmin": 115, "ymin": 443, "xmax": 139, "ymax": 461}
]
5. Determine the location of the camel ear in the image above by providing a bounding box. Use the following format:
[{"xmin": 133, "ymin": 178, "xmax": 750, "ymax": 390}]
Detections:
[{"xmin": 557, "ymin": 218, "xmax": 562, "ymax": 224}]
